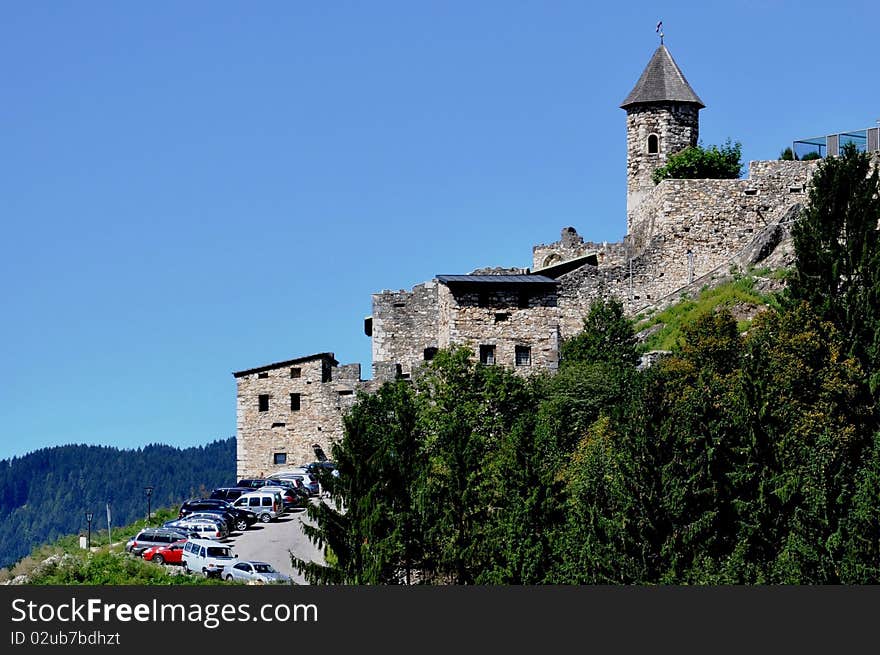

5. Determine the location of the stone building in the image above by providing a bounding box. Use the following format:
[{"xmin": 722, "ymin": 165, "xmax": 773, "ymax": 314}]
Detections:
[{"xmin": 233, "ymin": 41, "xmax": 869, "ymax": 479}]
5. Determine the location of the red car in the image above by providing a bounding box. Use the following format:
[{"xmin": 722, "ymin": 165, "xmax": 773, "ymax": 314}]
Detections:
[{"xmin": 142, "ymin": 540, "xmax": 186, "ymax": 565}]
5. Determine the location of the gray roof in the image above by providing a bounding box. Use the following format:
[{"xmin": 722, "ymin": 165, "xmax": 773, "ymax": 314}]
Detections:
[
  {"xmin": 436, "ymin": 274, "xmax": 557, "ymax": 285},
  {"xmin": 233, "ymin": 352, "xmax": 337, "ymax": 378},
  {"xmin": 620, "ymin": 45, "xmax": 704, "ymax": 109}
]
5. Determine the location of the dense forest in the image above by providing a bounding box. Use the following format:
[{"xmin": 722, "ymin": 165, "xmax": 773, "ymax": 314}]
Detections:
[
  {"xmin": 0, "ymin": 438, "xmax": 235, "ymax": 569},
  {"xmin": 296, "ymin": 144, "xmax": 880, "ymax": 584}
]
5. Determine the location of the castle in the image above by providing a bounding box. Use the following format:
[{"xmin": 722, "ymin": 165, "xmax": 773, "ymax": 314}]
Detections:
[{"xmin": 232, "ymin": 43, "xmax": 876, "ymax": 479}]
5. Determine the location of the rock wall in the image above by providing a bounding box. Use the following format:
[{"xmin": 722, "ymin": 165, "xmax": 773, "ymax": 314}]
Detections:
[
  {"xmin": 235, "ymin": 355, "xmax": 363, "ymax": 479},
  {"xmin": 437, "ymin": 283, "xmax": 559, "ymax": 374},
  {"xmin": 371, "ymin": 282, "xmax": 439, "ymax": 381}
]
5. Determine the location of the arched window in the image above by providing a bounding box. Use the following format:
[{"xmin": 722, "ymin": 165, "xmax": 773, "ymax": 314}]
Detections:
[{"xmin": 647, "ymin": 133, "xmax": 659, "ymax": 154}]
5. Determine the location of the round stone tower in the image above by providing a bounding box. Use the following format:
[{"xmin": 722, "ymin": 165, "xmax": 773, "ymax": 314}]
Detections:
[{"xmin": 621, "ymin": 44, "xmax": 704, "ymax": 233}]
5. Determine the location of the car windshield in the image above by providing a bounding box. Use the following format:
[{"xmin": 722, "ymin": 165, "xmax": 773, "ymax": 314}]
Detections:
[
  {"xmin": 253, "ymin": 564, "xmax": 274, "ymax": 573},
  {"xmin": 207, "ymin": 547, "xmax": 232, "ymax": 558}
]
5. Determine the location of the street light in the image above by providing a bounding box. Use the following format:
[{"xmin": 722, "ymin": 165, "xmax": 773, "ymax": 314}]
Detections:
[
  {"xmin": 144, "ymin": 486, "xmax": 154, "ymax": 524},
  {"xmin": 85, "ymin": 511, "xmax": 93, "ymax": 551}
]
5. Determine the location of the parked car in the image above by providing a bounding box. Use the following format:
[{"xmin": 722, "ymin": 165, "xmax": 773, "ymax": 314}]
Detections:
[
  {"xmin": 125, "ymin": 528, "xmax": 196, "ymax": 556},
  {"xmin": 232, "ymin": 491, "xmax": 282, "ymax": 522},
  {"xmin": 165, "ymin": 518, "xmax": 227, "ymax": 540},
  {"xmin": 224, "ymin": 560, "xmax": 290, "ymax": 584},
  {"xmin": 181, "ymin": 498, "xmax": 258, "ymax": 531},
  {"xmin": 236, "ymin": 478, "xmax": 274, "ymax": 489},
  {"xmin": 182, "ymin": 539, "xmax": 237, "ymax": 578},
  {"xmin": 260, "ymin": 485, "xmax": 307, "ymax": 511},
  {"xmin": 210, "ymin": 487, "xmax": 253, "ymax": 503},
  {"xmin": 142, "ymin": 540, "xmax": 186, "ymax": 565},
  {"xmin": 270, "ymin": 472, "xmax": 319, "ymax": 496}
]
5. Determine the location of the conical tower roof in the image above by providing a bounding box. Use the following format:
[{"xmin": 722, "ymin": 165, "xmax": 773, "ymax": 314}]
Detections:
[{"xmin": 620, "ymin": 44, "xmax": 704, "ymax": 109}]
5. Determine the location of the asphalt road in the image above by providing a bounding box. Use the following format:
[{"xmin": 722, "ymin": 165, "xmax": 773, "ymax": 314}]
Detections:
[{"xmin": 225, "ymin": 506, "xmax": 325, "ymax": 584}]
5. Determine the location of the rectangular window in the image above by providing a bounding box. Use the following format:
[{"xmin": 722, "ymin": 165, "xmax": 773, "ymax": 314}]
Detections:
[
  {"xmin": 423, "ymin": 347, "xmax": 438, "ymax": 361},
  {"xmin": 290, "ymin": 367, "xmax": 301, "ymax": 378},
  {"xmin": 290, "ymin": 393, "xmax": 301, "ymax": 411},
  {"xmin": 479, "ymin": 344, "xmax": 496, "ymax": 365},
  {"xmin": 494, "ymin": 312, "xmax": 509, "ymax": 323},
  {"xmin": 258, "ymin": 394, "xmax": 269, "ymax": 412},
  {"xmin": 258, "ymin": 372, "xmax": 269, "ymax": 379},
  {"xmin": 518, "ymin": 290, "xmax": 530, "ymax": 309},
  {"xmin": 338, "ymin": 390, "xmax": 354, "ymax": 397},
  {"xmin": 322, "ymin": 363, "xmax": 332, "ymax": 383},
  {"xmin": 274, "ymin": 453, "xmax": 287, "ymax": 465},
  {"xmin": 515, "ymin": 345, "xmax": 531, "ymax": 366}
]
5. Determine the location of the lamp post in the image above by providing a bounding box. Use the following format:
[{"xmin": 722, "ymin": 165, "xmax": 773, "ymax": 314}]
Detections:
[
  {"xmin": 145, "ymin": 486, "xmax": 154, "ymax": 524},
  {"xmin": 85, "ymin": 511, "xmax": 93, "ymax": 551}
]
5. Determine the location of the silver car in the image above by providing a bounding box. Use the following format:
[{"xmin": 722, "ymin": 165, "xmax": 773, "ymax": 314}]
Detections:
[{"xmin": 224, "ymin": 561, "xmax": 291, "ymax": 584}]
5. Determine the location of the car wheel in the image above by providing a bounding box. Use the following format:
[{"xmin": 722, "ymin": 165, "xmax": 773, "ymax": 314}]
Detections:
[
  {"xmin": 260, "ymin": 513, "xmax": 271, "ymax": 523},
  {"xmin": 183, "ymin": 562, "xmax": 190, "ymax": 573},
  {"xmin": 203, "ymin": 568, "xmax": 211, "ymax": 578},
  {"xmin": 236, "ymin": 519, "xmax": 248, "ymax": 531},
  {"xmin": 153, "ymin": 554, "xmax": 164, "ymax": 565},
  {"xmin": 225, "ymin": 574, "xmax": 233, "ymax": 581}
]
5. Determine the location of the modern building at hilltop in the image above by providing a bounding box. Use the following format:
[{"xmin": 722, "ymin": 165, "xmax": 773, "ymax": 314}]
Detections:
[{"xmin": 232, "ymin": 42, "xmax": 879, "ymax": 479}]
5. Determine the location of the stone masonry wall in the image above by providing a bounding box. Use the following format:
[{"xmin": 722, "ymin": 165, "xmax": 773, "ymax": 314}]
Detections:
[
  {"xmin": 235, "ymin": 356, "xmax": 364, "ymax": 479},
  {"xmin": 626, "ymin": 103, "xmax": 700, "ymax": 229},
  {"xmin": 371, "ymin": 281, "xmax": 439, "ymax": 381},
  {"xmin": 533, "ymin": 227, "xmax": 630, "ymax": 271},
  {"xmin": 437, "ymin": 284, "xmax": 559, "ymax": 374}
]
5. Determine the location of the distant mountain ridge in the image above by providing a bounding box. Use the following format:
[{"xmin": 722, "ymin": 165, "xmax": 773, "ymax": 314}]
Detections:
[{"xmin": 0, "ymin": 438, "xmax": 235, "ymax": 569}]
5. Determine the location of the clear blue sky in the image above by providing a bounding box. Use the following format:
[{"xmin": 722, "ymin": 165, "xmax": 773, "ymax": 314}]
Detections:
[{"xmin": 2, "ymin": 1, "xmax": 877, "ymax": 460}]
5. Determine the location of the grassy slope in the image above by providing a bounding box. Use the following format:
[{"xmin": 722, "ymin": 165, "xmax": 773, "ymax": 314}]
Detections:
[
  {"xmin": 0, "ymin": 507, "xmax": 223, "ymax": 585},
  {"xmin": 635, "ymin": 270, "xmax": 783, "ymax": 352}
]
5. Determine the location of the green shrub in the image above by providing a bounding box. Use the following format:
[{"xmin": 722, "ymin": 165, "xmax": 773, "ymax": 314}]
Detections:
[
  {"xmin": 652, "ymin": 139, "xmax": 742, "ymax": 184},
  {"xmin": 800, "ymin": 151, "xmax": 822, "ymax": 161}
]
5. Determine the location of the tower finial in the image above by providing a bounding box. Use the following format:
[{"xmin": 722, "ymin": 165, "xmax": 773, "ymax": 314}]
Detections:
[{"xmin": 656, "ymin": 20, "xmax": 664, "ymax": 45}]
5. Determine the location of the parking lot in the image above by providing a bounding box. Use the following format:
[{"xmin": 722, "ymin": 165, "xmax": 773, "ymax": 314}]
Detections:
[{"xmin": 224, "ymin": 506, "xmax": 324, "ymax": 584}]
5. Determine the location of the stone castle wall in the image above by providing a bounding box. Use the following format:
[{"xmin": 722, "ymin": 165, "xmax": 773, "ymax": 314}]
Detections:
[
  {"xmin": 626, "ymin": 102, "xmax": 700, "ymax": 228},
  {"xmin": 371, "ymin": 282, "xmax": 439, "ymax": 381},
  {"xmin": 235, "ymin": 356, "xmax": 363, "ymax": 479},
  {"xmin": 437, "ymin": 284, "xmax": 560, "ymax": 374}
]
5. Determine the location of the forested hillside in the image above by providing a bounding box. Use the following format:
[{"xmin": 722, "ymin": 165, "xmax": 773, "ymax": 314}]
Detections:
[
  {"xmin": 296, "ymin": 145, "xmax": 880, "ymax": 584},
  {"xmin": 0, "ymin": 438, "xmax": 235, "ymax": 569}
]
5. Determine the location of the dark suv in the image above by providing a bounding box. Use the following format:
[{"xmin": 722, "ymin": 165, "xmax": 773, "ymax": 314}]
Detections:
[
  {"xmin": 179, "ymin": 499, "xmax": 257, "ymax": 532},
  {"xmin": 210, "ymin": 487, "xmax": 252, "ymax": 503}
]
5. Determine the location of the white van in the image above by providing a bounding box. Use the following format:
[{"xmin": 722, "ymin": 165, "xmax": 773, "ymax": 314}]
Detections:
[
  {"xmin": 232, "ymin": 491, "xmax": 281, "ymax": 523},
  {"xmin": 182, "ymin": 539, "xmax": 237, "ymax": 578}
]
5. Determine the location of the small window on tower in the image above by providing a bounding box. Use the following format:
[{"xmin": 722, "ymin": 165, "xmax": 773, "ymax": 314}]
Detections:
[
  {"xmin": 423, "ymin": 347, "xmax": 438, "ymax": 361},
  {"xmin": 647, "ymin": 134, "xmax": 659, "ymax": 154},
  {"xmin": 290, "ymin": 393, "xmax": 301, "ymax": 411},
  {"xmin": 479, "ymin": 344, "xmax": 496, "ymax": 365},
  {"xmin": 290, "ymin": 367, "xmax": 301, "ymax": 378},
  {"xmin": 258, "ymin": 395, "xmax": 269, "ymax": 412},
  {"xmin": 258, "ymin": 372, "xmax": 269, "ymax": 379}
]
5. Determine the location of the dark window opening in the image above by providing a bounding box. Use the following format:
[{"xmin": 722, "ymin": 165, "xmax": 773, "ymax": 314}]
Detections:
[
  {"xmin": 479, "ymin": 344, "xmax": 496, "ymax": 365},
  {"xmin": 515, "ymin": 345, "xmax": 531, "ymax": 367},
  {"xmin": 258, "ymin": 372, "xmax": 269, "ymax": 379},
  {"xmin": 258, "ymin": 395, "xmax": 269, "ymax": 412},
  {"xmin": 273, "ymin": 453, "xmax": 287, "ymax": 465},
  {"xmin": 494, "ymin": 312, "xmax": 509, "ymax": 323},
  {"xmin": 424, "ymin": 347, "xmax": 438, "ymax": 361},
  {"xmin": 647, "ymin": 134, "xmax": 659, "ymax": 154},
  {"xmin": 395, "ymin": 363, "xmax": 403, "ymax": 378},
  {"xmin": 290, "ymin": 393, "xmax": 301, "ymax": 411},
  {"xmin": 744, "ymin": 188, "xmax": 758, "ymax": 196},
  {"xmin": 393, "ymin": 302, "xmax": 407, "ymax": 308},
  {"xmin": 271, "ymin": 422, "xmax": 286, "ymax": 428},
  {"xmin": 478, "ymin": 291, "xmax": 490, "ymax": 307},
  {"xmin": 338, "ymin": 390, "xmax": 354, "ymax": 396},
  {"xmin": 322, "ymin": 363, "xmax": 332, "ymax": 383},
  {"xmin": 313, "ymin": 444, "xmax": 327, "ymax": 462},
  {"xmin": 290, "ymin": 367, "xmax": 301, "ymax": 378},
  {"xmin": 518, "ymin": 290, "xmax": 530, "ymax": 309}
]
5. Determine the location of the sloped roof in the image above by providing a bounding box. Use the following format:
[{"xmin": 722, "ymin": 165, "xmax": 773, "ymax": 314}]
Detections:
[
  {"xmin": 620, "ymin": 44, "xmax": 705, "ymax": 109},
  {"xmin": 436, "ymin": 274, "xmax": 557, "ymax": 285},
  {"xmin": 233, "ymin": 352, "xmax": 337, "ymax": 378}
]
